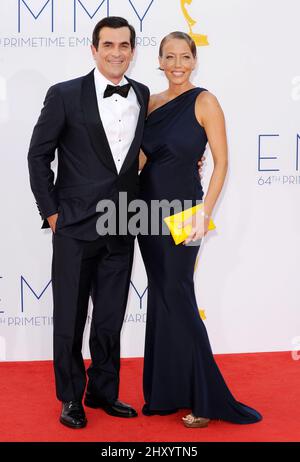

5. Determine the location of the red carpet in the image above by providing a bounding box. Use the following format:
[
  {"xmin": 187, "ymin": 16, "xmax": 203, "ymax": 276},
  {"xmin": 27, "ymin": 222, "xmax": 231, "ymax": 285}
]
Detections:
[{"xmin": 0, "ymin": 351, "xmax": 299, "ymax": 442}]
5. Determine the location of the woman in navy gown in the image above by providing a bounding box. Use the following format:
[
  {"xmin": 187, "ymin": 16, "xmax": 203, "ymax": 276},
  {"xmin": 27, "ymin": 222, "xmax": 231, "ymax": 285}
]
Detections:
[{"xmin": 138, "ymin": 32, "xmax": 262, "ymax": 428}]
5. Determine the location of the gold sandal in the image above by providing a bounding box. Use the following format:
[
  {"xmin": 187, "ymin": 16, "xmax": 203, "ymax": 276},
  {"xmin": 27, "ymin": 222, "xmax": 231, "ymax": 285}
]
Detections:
[{"xmin": 182, "ymin": 413, "xmax": 210, "ymax": 428}]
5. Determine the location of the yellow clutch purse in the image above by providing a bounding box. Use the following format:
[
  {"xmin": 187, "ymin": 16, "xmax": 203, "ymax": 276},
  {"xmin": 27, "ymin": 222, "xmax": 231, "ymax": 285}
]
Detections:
[{"xmin": 163, "ymin": 203, "xmax": 216, "ymax": 245}]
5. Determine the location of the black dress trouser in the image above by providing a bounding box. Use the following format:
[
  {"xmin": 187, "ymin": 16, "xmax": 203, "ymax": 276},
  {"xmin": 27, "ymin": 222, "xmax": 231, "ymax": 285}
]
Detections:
[{"xmin": 51, "ymin": 232, "xmax": 134, "ymax": 403}]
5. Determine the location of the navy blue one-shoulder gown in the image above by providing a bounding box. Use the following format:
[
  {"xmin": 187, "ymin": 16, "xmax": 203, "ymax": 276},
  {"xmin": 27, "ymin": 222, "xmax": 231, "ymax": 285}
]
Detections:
[{"xmin": 138, "ymin": 88, "xmax": 262, "ymax": 424}]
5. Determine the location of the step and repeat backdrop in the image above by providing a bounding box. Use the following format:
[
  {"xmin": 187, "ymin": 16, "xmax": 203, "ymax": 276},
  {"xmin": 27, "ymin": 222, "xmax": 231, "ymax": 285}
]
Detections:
[{"xmin": 0, "ymin": 0, "xmax": 299, "ymax": 361}]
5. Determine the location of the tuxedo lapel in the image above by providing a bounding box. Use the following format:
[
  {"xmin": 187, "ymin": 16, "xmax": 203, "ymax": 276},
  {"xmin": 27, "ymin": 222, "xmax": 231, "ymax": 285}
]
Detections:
[
  {"xmin": 81, "ymin": 70, "xmax": 118, "ymax": 175},
  {"xmin": 119, "ymin": 76, "xmax": 146, "ymax": 175},
  {"xmin": 81, "ymin": 71, "xmax": 146, "ymax": 176}
]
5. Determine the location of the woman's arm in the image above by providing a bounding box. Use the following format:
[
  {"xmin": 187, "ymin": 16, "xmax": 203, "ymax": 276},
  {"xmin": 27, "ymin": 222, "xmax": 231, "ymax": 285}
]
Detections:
[
  {"xmin": 139, "ymin": 149, "xmax": 147, "ymax": 171},
  {"xmin": 196, "ymin": 91, "xmax": 228, "ymax": 218},
  {"xmin": 183, "ymin": 91, "xmax": 228, "ymax": 244}
]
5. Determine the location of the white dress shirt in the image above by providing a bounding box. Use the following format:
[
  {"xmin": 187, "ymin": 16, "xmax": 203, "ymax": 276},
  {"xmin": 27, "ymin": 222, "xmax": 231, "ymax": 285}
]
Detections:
[{"xmin": 94, "ymin": 68, "xmax": 140, "ymax": 174}]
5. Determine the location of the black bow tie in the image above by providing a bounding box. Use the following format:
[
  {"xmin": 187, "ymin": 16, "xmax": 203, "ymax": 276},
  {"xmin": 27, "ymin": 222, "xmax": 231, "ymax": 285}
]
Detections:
[{"xmin": 103, "ymin": 83, "xmax": 131, "ymax": 99}]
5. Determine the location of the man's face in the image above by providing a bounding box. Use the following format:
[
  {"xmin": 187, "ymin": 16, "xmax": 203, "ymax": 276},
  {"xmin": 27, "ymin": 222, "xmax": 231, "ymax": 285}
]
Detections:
[{"xmin": 91, "ymin": 27, "xmax": 135, "ymax": 84}]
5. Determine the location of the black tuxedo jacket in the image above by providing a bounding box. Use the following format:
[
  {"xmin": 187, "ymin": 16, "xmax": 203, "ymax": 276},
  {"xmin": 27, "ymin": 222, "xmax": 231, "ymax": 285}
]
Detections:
[{"xmin": 28, "ymin": 70, "xmax": 150, "ymax": 241}]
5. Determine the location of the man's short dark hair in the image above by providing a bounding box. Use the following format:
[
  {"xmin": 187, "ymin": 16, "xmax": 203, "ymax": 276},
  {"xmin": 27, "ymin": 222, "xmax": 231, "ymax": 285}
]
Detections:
[{"xmin": 92, "ymin": 16, "xmax": 136, "ymax": 50}]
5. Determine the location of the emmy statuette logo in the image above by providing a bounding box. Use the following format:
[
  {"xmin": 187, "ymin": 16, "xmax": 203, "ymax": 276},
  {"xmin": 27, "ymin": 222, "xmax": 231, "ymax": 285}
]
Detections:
[{"xmin": 180, "ymin": 0, "xmax": 209, "ymax": 46}]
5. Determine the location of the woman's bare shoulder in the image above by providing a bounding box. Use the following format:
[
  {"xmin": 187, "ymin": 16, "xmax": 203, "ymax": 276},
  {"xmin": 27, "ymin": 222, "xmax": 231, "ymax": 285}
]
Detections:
[
  {"xmin": 148, "ymin": 92, "xmax": 168, "ymax": 114},
  {"xmin": 196, "ymin": 90, "xmax": 219, "ymax": 107},
  {"xmin": 195, "ymin": 91, "xmax": 224, "ymax": 126}
]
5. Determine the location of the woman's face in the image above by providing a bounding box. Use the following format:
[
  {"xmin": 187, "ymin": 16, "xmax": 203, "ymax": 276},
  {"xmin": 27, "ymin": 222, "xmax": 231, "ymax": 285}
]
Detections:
[{"xmin": 159, "ymin": 38, "xmax": 196, "ymax": 86}]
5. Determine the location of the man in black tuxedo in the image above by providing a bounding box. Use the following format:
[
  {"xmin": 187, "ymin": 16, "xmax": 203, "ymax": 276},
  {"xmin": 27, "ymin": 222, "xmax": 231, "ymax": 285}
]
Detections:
[{"xmin": 28, "ymin": 16, "xmax": 149, "ymax": 429}]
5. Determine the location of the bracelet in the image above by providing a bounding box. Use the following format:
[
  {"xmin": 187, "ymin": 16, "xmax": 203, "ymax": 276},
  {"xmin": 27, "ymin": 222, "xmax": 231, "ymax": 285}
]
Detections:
[{"xmin": 200, "ymin": 210, "xmax": 210, "ymax": 219}]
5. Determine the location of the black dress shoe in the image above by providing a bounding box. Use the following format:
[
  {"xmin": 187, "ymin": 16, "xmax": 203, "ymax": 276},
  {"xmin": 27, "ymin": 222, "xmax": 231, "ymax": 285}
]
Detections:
[
  {"xmin": 60, "ymin": 401, "xmax": 87, "ymax": 429},
  {"xmin": 84, "ymin": 392, "xmax": 138, "ymax": 418},
  {"xmin": 142, "ymin": 403, "xmax": 178, "ymax": 416}
]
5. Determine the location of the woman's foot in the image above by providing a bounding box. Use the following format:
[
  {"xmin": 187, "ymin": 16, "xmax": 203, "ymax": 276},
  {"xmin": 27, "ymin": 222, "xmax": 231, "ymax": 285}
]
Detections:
[{"xmin": 182, "ymin": 413, "xmax": 210, "ymax": 428}]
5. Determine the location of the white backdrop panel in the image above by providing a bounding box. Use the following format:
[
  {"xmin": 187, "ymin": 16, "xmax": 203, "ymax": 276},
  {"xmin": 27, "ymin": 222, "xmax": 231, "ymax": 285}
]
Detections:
[{"xmin": 0, "ymin": 0, "xmax": 299, "ymax": 360}]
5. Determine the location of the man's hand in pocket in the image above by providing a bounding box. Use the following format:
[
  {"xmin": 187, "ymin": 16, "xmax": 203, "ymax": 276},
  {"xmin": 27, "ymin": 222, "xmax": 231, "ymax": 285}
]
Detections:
[{"xmin": 47, "ymin": 213, "xmax": 58, "ymax": 233}]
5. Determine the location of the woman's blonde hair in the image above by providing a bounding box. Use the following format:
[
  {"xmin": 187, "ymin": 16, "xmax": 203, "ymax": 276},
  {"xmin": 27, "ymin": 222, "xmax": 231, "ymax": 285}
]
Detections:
[{"xmin": 159, "ymin": 31, "xmax": 197, "ymax": 58}]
